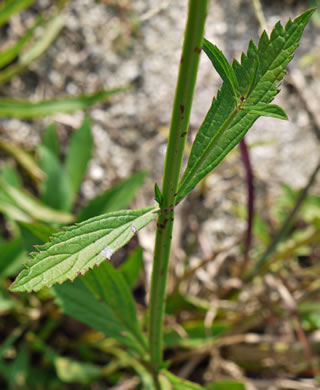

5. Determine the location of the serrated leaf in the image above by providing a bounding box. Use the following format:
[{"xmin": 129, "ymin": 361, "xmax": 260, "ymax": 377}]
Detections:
[
  {"xmin": 81, "ymin": 261, "xmax": 147, "ymax": 351},
  {"xmin": 203, "ymin": 39, "xmax": 239, "ymax": 97},
  {"xmin": 177, "ymin": 9, "xmax": 314, "ymax": 203},
  {"xmin": 0, "ymin": 88, "xmax": 125, "ymax": 118},
  {"xmin": 53, "ymin": 278, "xmax": 145, "ymax": 356},
  {"xmin": 77, "ymin": 171, "xmax": 147, "ymax": 222},
  {"xmin": 65, "ymin": 116, "xmax": 93, "ymax": 199},
  {"xmin": 10, "ymin": 206, "xmax": 158, "ymax": 292},
  {"xmin": 241, "ymin": 103, "xmax": 288, "ymax": 120}
]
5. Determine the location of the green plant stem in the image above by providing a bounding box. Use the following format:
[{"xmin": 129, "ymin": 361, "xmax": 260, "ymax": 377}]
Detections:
[{"xmin": 148, "ymin": 0, "xmax": 208, "ymax": 371}]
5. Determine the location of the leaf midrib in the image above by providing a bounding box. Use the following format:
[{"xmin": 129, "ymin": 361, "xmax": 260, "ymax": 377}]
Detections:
[{"xmin": 178, "ymin": 26, "xmax": 292, "ymax": 201}]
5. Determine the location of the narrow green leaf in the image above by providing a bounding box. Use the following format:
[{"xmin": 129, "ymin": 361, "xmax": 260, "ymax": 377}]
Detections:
[
  {"xmin": 0, "ymin": 0, "xmax": 36, "ymax": 27},
  {"xmin": 0, "ymin": 178, "xmax": 74, "ymax": 224},
  {"xmin": 161, "ymin": 370, "xmax": 205, "ymax": 390},
  {"xmin": 0, "ymin": 192, "xmax": 32, "ymax": 222},
  {"xmin": 10, "ymin": 206, "xmax": 158, "ymax": 292},
  {"xmin": 38, "ymin": 145, "xmax": 73, "ymax": 211},
  {"xmin": 18, "ymin": 222, "xmax": 57, "ymax": 252},
  {"xmin": 0, "ymin": 137, "xmax": 45, "ymax": 182},
  {"xmin": 19, "ymin": 14, "xmax": 64, "ymax": 66},
  {"xmin": 241, "ymin": 103, "xmax": 288, "ymax": 120},
  {"xmin": 177, "ymin": 9, "xmax": 314, "ymax": 203},
  {"xmin": 53, "ymin": 278, "xmax": 145, "ymax": 356},
  {"xmin": 203, "ymin": 39, "xmax": 239, "ymax": 97},
  {"xmin": 1, "ymin": 163, "xmax": 23, "ymax": 188},
  {"xmin": 119, "ymin": 247, "xmax": 144, "ymax": 288},
  {"xmin": 206, "ymin": 381, "xmax": 246, "ymax": 390},
  {"xmin": 65, "ymin": 116, "xmax": 93, "ymax": 198},
  {"xmin": 77, "ymin": 171, "xmax": 147, "ymax": 222},
  {"xmin": 0, "ymin": 14, "xmax": 64, "ymax": 84},
  {"xmin": 82, "ymin": 261, "xmax": 147, "ymax": 351},
  {"xmin": 55, "ymin": 356, "xmax": 101, "ymax": 385},
  {"xmin": 0, "ymin": 237, "xmax": 26, "ymax": 281},
  {"xmin": 154, "ymin": 182, "xmax": 163, "ymax": 205},
  {"xmin": 0, "ymin": 16, "xmax": 42, "ymax": 69},
  {"xmin": 42, "ymin": 124, "xmax": 60, "ymax": 158},
  {"xmin": 0, "ymin": 88, "xmax": 125, "ymax": 118}
]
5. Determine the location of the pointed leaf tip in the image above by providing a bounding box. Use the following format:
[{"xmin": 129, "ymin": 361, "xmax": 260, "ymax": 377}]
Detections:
[{"xmin": 10, "ymin": 206, "xmax": 158, "ymax": 292}]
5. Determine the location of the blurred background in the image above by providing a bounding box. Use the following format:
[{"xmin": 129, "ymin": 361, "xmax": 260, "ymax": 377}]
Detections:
[{"xmin": 0, "ymin": 0, "xmax": 320, "ymax": 389}]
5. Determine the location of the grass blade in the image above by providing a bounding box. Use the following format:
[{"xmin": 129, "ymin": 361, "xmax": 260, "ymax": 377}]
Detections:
[
  {"xmin": 0, "ymin": 0, "xmax": 36, "ymax": 28},
  {"xmin": 65, "ymin": 116, "xmax": 93, "ymax": 199},
  {"xmin": 0, "ymin": 88, "xmax": 125, "ymax": 118}
]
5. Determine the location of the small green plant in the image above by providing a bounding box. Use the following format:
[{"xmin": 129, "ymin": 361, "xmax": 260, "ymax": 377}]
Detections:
[{"xmin": 9, "ymin": 2, "xmax": 314, "ymax": 388}]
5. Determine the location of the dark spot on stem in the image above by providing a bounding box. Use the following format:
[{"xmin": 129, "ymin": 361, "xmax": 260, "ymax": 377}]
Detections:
[
  {"xmin": 163, "ymin": 218, "xmax": 169, "ymax": 228},
  {"xmin": 180, "ymin": 55, "xmax": 184, "ymax": 64},
  {"xmin": 194, "ymin": 47, "xmax": 201, "ymax": 54},
  {"xmin": 180, "ymin": 131, "xmax": 187, "ymax": 137},
  {"xmin": 180, "ymin": 104, "xmax": 185, "ymax": 114}
]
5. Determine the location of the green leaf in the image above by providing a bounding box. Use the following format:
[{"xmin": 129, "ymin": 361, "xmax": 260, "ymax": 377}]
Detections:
[
  {"xmin": 65, "ymin": 116, "xmax": 93, "ymax": 199},
  {"xmin": 53, "ymin": 278, "xmax": 145, "ymax": 356},
  {"xmin": 203, "ymin": 39, "xmax": 239, "ymax": 97},
  {"xmin": 42, "ymin": 124, "xmax": 60, "ymax": 158},
  {"xmin": 161, "ymin": 370, "xmax": 205, "ymax": 390},
  {"xmin": 81, "ymin": 261, "xmax": 147, "ymax": 351},
  {"xmin": 0, "ymin": 88, "xmax": 125, "ymax": 118},
  {"xmin": 119, "ymin": 247, "xmax": 144, "ymax": 288},
  {"xmin": 0, "ymin": 162, "xmax": 23, "ymax": 188},
  {"xmin": 0, "ymin": 16, "xmax": 42, "ymax": 69},
  {"xmin": 241, "ymin": 103, "xmax": 288, "ymax": 120},
  {"xmin": 0, "ymin": 14, "xmax": 64, "ymax": 85},
  {"xmin": 0, "ymin": 137, "xmax": 45, "ymax": 182},
  {"xmin": 38, "ymin": 145, "xmax": 73, "ymax": 211},
  {"xmin": 10, "ymin": 206, "xmax": 158, "ymax": 292},
  {"xmin": 0, "ymin": 178, "xmax": 74, "ymax": 224},
  {"xmin": 177, "ymin": 9, "xmax": 314, "ymax": 203},
  {"xmin": 206, "ymin": 381, "xmax": 246, "ymax": 390},
  {"xmin": 164, "ymin": 320, "xmax": 227, "ymax": 349},
  {"xmin": 55, "ymin": 357, "xmax": 101, "ymax": 384},
  {"xmin": 154, "ymin": 182, "xmax": 163, "ymax": 205},
  {"xmin": 18, "ymin": 222, "xmax": 57, "ymax": 252},
  {"xmin": 0, "ymin": 237, "xmax": 26, "ymax": 281},
  {"xmin": 77, "ymin": 171, "xmax": 147, "ymax": 222},
  {"xmin": 0, "ymin": 192, "xmax": 31, "ymax": 222},
  {"xmin": 0, "ymin": 0, "xmax": 36, "ymax": 27}
]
